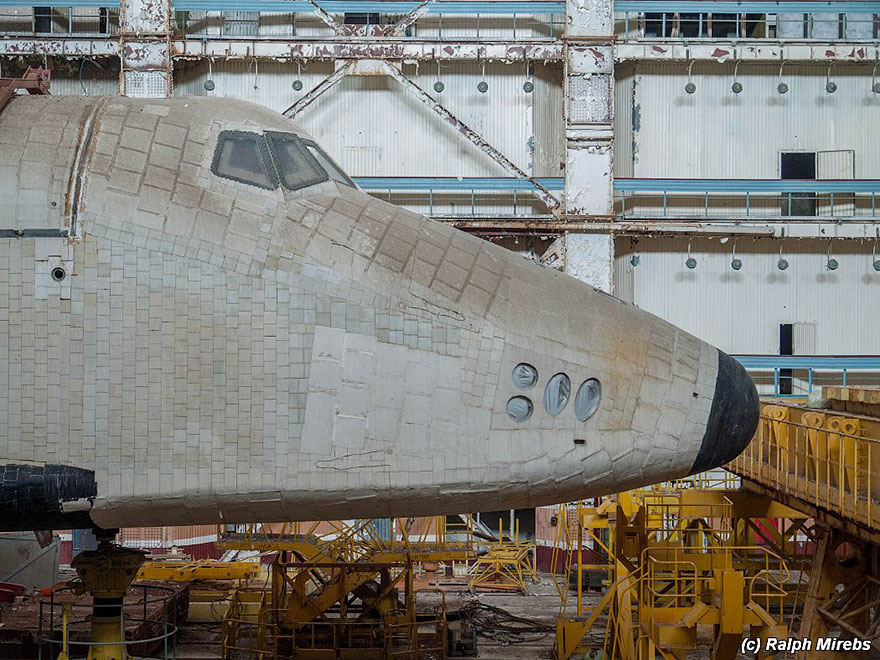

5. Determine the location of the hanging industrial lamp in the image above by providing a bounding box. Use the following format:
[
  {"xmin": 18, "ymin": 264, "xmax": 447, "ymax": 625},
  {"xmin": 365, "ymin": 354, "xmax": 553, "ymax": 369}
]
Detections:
[
  {"xmin": 872, "ymin": 63, "xmax": 880, "ymax": 94},
  {"xmin": 433, "ymin": 61, "xmax": 444, "ymax": 93},
  {"xmin": 731, "ymin": 61, "xmax": 743, "ymax": 94},
  {"xmin": 872, "ymin": 240, "xmax": 880, "ymax": 271},
  {"xmin": 685, "ymin": 241, "xmax": 697, "ymax": 269},
  {"xmin": 685, "ymin": 60, "xmax": 696, "ymax": 94},
  {"xmin": 776, "ymin": 61, "xmax": 789, "ymax": 94},
  {"xmin": 477, "ymin": 61, "xmax": 488, "ymax": 93},
  {"xmin": 824, "ymin": 241, "xmax": 839, "ymax": 270},
  {"xmin": 731, "ymin": 241, "xmax": 742, "ymax": 270},
  {"xmin": 522, "ymin": 60, "xmax": 534, "ymax": 93},
  {"xmin": 777, "ymin": 243, "xmax": 789, "ymax": 271},
  {"xmin": 292, "ymin": 61, "xmax": 303, "ymax": 91},
  {"xmin": 825, "ymin": 64, "xmax": 837, "ymax": 93},
  {"xmin": 204, "ymin": 59, "xmax": 215, "ymax": 92}
]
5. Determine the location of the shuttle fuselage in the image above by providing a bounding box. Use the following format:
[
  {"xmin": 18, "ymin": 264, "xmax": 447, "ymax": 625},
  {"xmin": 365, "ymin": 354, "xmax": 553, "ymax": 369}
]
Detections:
[{"xmin": 0, "ymin": 95, "xmax": 758, "ymax": 531}]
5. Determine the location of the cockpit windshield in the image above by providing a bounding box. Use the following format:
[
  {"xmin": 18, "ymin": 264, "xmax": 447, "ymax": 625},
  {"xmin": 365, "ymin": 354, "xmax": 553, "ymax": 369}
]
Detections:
[
  {"xmin": 266, "ymin": 132, "xmax": 327, "ymax": 191},
  {"xmin": 303, "ymin": 140, "xmax": 357, "ymax": 188},
  {"xmin": 212, "ymin": 130, "xmax": 357, "ymax": 192}
]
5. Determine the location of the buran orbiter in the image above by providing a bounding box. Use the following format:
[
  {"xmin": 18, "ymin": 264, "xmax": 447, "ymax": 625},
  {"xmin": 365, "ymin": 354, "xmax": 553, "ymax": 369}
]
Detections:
[{"xmin": 0, "ymin": 94, "xmax": 758, "ymax": 532}]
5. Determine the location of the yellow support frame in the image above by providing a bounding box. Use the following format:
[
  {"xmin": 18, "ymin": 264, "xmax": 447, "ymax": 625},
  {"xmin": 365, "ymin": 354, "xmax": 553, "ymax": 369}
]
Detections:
[{"xmin": 728, "ymin": 401, "xmax": 880, "ymax": 544}]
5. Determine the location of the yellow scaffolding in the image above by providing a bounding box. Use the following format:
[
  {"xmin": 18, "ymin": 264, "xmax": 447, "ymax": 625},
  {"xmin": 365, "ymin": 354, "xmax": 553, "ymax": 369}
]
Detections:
[
  {"xmin": 552, "ymin": 485, "xmax": 808, "ymax": 660},
  {"xmin": 469, "ymin": 517, "xmax": 538, "ymax": 593}
]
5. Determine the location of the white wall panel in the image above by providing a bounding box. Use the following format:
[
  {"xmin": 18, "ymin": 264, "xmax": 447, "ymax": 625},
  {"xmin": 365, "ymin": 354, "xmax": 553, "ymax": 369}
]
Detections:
[
  {"xmin": 174, "ymin": 59, "xmax": 538, "ymax": 178},
  {"xmin": 615, "ymin": 236, "xmax": 880, "ymax": 355},
  {"xmin": 617, "ymin": 63, "xmax": 880, "ymax": 179},
  {"xmin": 613, "ymin": 63, "xmax": 635, "ymax": 178}
]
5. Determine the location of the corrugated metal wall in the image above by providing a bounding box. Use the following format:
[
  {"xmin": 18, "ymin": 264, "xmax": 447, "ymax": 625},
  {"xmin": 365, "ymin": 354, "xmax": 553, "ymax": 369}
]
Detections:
[
  {"xmin": 613, "ymin": 62, "xmax": 635, "ymax": 178},
  {"xmin": 618, "ymin": 62, "xmax": 880, "ymax": 178},
  {"xmin": 174, "ymin": 60, "xmax": 542, "ymax": 177},
  {"xmin": 614, "ymin": 236, "xmax": 880, "ymax": 354}
]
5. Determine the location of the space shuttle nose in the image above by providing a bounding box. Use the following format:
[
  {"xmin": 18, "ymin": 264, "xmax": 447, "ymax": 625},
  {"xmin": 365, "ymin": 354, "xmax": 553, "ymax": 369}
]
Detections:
[{"xmin": 688, "ymin": 351, "xmax": 760, "ymax": 475}]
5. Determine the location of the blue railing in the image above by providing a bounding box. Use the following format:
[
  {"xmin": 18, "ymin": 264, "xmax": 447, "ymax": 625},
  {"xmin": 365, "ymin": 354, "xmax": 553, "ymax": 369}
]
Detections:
[
  {"xmin": 0, "ymin": 0, "xmax": 566, "ymax": 11},
  {"xmin": 3, "ymin": 0, "xmax": 878, "ymax": 42},
  {"xmin": 614, "ymin": 179, "xmax": 880, "ymax": 193},
  {"xmin": 614, "ymin": 179, "xmax": 880, "ymax": 220},
  {"xmin": 353, "ymin": 176, "xmax": 564, "ymax": 191},
  {"xmin": 173, "ymin": 0, "xmax": 564, "ymax": 11},
  {"xmin": 352, "ymin": 177, "xmax": 880, "ymax": 219},
  {"xmin": 616, "ymin": 2, "xmax": 880, "ymax": 12},
  {"xmin": 2, "ymin": 0, "xmax": 876, "ymax": 12},
  {"xmin": 353, "ymin": 176, "xmax": 562, "ymax": 218},
  {"xmin": 733, "ymin": 355, "xmax": 880, "ymax": 398},
  {"xmin": 355, "ymin": 177, "xmax": 880, "ymax": 194}
]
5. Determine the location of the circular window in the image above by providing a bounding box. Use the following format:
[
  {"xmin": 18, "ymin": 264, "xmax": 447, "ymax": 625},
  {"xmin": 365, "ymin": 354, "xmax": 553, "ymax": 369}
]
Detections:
[
  {"xmin": 512, "ymin": 363, "xmax": 538, "ymax": 390},
  {"xmin": 506, "ymin": 396, "xmax": 533, "ymax": 422},
  {"xmin": 544, "ymin": 373, "xmax": 570, "ymax": 416},
  {"xmin": 574, "ymin": 379, "xmax": 602, "ymax": 422},
  {"xmin": 51, "ymin": 266, "xmax": 66, "ymax": 282}
]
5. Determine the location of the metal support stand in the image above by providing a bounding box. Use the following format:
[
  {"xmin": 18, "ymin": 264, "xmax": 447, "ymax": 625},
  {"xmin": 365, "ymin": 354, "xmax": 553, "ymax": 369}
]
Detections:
[{"xmin": 70, "ymin": 529, "xmax": 147, "ymax": 660}]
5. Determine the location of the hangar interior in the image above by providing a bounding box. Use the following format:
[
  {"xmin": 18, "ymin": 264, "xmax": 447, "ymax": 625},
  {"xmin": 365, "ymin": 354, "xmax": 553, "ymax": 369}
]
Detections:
[{"xmin": 1, "ymin": 0, "xmax": 880, "ymax": 658}]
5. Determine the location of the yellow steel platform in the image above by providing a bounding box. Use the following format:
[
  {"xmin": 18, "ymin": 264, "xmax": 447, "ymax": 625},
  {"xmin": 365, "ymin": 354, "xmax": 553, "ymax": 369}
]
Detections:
[{"xmin": 727, "ymin": 398, "xmax": 880, "ymax": 544}]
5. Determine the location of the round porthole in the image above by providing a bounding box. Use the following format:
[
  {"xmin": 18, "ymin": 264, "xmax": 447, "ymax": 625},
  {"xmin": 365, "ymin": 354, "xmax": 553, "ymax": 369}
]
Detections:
[
  {"xmin": 51, "ymin": 266, "xmax": 66, "ymax": 282},
  {"xmin": 544, "ymin": 373, "xmax": 571, "ymax": 417},
  {"xmin": 574, "ymin": 379, "xmax": 602, "ymax": 422},
  {"xmin": 512, "ymin": 363, "xmax": 538, "ymax": 390},
  {"xmin": 506, "ymin": 396, "xmax": 533, "ymax": 422}
]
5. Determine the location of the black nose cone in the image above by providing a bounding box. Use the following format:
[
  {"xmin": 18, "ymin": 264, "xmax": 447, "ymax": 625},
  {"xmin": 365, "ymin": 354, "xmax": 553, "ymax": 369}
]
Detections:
[{"xmin": 688, "ymin": 350, "xmax": 760, "ymax": 475}]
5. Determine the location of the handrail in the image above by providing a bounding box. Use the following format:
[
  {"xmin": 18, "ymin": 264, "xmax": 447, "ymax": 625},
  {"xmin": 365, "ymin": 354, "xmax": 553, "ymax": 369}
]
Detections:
[
  {"xmin": 617, "ymin": 1, "xmax": 880, "ymax": 13},
  {"xmin": 354, "ymin": 177, "xmax": 880, "ymax": 193},
  {"xmin": 733, "ymin": 355, "xmax": 880, "ymax": 370},
  {"xmin": 615, "ymin": 179, "xmax": 880, "ymax": 193},
  {"xmin": 354, "ymin": 176, "xmax": 564, "ymax": 191},
  {"xmin": 0, "ymin": 0, "xmax": 566, "ymax": 11}
]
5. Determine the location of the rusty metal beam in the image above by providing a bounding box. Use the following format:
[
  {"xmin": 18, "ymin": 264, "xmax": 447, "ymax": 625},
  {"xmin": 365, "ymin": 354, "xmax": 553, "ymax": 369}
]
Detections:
[
  {"xmin": 171, "ymin": 39, "xmax": 563, "ymax": 61},
  {"xmin": 283, "ymin": 60, "xmax": 353, "ymax": 118},
  {"xmin": 0, "ymin": 66, "xmax": 51, "ymax": 113},
  {"xmin": 304, "ymin": 0, "xmax": 348, "ymax": 35},
  {"xmin": 0, "ymin": 38, "xmax": 563, "ymax": 61},
  {"xmin": 380, "ymin": 61, "xmax": 560, "ymax": 212},
  {"xmin": 389, "ymin": 0, "xmax": 438, "ymax": 36}
]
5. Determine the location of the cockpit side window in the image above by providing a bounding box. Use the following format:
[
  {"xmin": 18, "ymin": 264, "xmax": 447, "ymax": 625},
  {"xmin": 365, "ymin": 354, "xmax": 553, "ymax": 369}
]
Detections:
[
  {"xmin": 211, "ymin": 131, "xmax": 278, "ymax": 190},
  {"xmin": 266, "ymin": 132, "xmax": 329, "ymax": 191},
  {"xmin": 303, "ymin": 141, "xmax": 357, "ymax": 188}
]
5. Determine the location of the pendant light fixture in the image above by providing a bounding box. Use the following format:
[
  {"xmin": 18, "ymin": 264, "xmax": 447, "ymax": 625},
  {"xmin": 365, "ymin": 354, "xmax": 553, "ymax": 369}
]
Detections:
[{"xmin": 776, "ymin": 60, "xmax": 789, "ymax": 94}]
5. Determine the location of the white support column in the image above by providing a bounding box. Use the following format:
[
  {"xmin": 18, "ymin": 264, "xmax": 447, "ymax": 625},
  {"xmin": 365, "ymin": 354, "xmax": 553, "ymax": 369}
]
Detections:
[
  {"xmin": 564, "ymin": 0, "xmax": 615, "ymax": 292},
  {"xmin": 564, "ymin": 233, "xmax": 614, "ymax": 293},
  {"xmin": 119, "ymin": 0, "xmax": 172, "ymax": 97},
  {"xmin": 564, "ymin": 0, "xmax": 614, "ymax": 217}
]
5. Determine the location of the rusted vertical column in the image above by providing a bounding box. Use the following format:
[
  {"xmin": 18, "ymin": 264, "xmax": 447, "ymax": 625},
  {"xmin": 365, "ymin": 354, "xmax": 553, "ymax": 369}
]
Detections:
[
  {"xmin": 562, "ymin": 0, "xmax": 615, "ymax": 292},
  {"xmin": 119, "ymin": 0, "xmax": 172, "ymax": 97}
]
